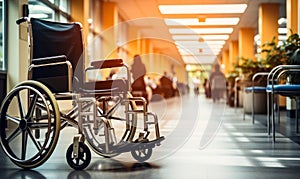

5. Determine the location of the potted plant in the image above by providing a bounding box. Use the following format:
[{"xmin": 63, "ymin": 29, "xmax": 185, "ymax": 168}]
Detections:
[
  {"xmin": 262, "ymin": 33, "xmax": 300, "ymax": 83},
  {"xmin": 283, "ymin": 33, "xmax": 300, "ymax": 84},
  {"xmin": 234, "ymin": 57, "xmax": 269, "ymax": 84},
  {"xmin": 260, "ymin": 33, "xmax": 300, "ymax": 117},
  {"xmin": 231, "ymin": 57, "xmax": 269, "ymax": 113}
]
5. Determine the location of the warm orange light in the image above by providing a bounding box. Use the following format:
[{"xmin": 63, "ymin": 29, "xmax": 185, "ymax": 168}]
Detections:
[{"xmin": 198, "ymin": 16, "xmax": 206, "ymax": 22}]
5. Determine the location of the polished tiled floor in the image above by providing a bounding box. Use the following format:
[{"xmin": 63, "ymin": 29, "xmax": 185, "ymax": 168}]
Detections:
[{"xmin": 1, "ymin": 93, "xmax": 300, "ymax": 178}]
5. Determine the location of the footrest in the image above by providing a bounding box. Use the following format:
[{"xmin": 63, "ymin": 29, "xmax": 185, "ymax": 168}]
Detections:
[
  {"xmin": 134, "ymin": 131, "xmax": 150, "ymax": 142},
  {"xmin": 111, "ymin": 136, "xmax": 165, "ymax": 153},
  {"xmin": 134, "ymin": 136, "xmax": 165, "ymax": 149},
  {"xmin": 144, "ymin": 136, "xmax": 165, "ymax": 147},
  {"xmin": 111, "ymin": 141, "xmax": 140, "ymax": 153}
]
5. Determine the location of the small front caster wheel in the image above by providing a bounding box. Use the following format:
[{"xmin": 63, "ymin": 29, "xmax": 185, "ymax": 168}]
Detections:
[
  {"xmin": 66, "ymin": 142, "xmax": 91, "ymax": 170},
  {"xmin": 131, "ymin": 145, "xmax": 152, "ymax": 163}
]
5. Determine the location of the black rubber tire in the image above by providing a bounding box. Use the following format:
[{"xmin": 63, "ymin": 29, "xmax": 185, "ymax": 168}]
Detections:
[
  {"xmin": 0, "ymin": 80, "xmax": 60, "ymax": 169},
  {"xmin": 66, "ymin": 142, "xmax": 91, "ymax": 170},
  {"xmin": 131, "ymin": 144, "xmax": 152, "ymax": 163}
]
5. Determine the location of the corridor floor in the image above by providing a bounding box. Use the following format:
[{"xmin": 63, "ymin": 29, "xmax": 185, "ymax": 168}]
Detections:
[{"xmin": 1, "ymin": 93, "xmax": 300, "ymax": 179}]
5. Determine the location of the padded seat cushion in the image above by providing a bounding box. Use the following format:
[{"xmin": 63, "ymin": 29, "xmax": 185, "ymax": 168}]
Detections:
[
  {"xmin": 245, "ymin": 86, "xmax": 266, "ymax": 93},
  {"xmin": 266, "ymin": 84, "xmax": 300, "ymax": 97}
]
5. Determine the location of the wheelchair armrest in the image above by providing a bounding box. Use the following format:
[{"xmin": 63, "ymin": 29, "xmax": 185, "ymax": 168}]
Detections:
[
  {"xmin": 32, "ymin": 55, "xmax": 67, "ymax": 65},
  {"xmin": 85, "ymin": 59, "xmax": 131, "ymax": 88},
  {"xmin": 89, "ymin": 59, "xmax": 124, "ymax": 69}
]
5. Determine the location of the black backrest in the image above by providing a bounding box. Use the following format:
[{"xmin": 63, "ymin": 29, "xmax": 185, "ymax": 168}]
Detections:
[{"xmin": 30, "ymin": 18, "xmax": 84, "ymax": 86}]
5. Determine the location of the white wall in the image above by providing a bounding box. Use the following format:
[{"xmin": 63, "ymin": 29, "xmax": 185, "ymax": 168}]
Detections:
[{"xmin": 7, "ymin": 0, "xmax": 28, "ymax": 91}]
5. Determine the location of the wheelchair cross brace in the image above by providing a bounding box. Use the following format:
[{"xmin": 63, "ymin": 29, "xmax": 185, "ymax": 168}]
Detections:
[{"xmin": 75, "ymin": 94, "xmax": 162, "ymax": 154}]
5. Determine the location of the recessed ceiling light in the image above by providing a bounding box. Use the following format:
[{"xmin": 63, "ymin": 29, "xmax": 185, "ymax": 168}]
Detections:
[
  {"xmin": 172, "ymin": 35, "xmax": 199, "ymax": 41},
  {"xmin": 278, "ymin": 28, "xmax": 287, "ymax": 34},
  {"xmin": 165, "ymin": 18, "xmax": 240, "ymax": 26},
  {"xmin": 200, "ymin": 35, "xmax": 229, "ymax": 40},
  {"xmin": 278, "ymin": 18, "xmax": 287, "ymax": 25},
  {"xmin": 179, "ymin": 46, "xmax": 222, "ymax": 50},
  {"xmin": 176, "ymin": 40, "xmax": 226, "ymax": 46},
  {"xmin": 278, "ymin": 35, "xmax": 288, "ymax": 41},
  {"xmin": 179, "ymin": 46, "xmax": 217, "ymax": 51},
  {"xmin": 207, "ymin": 44, "xmax": 224, "ymax": 49},
  {"xmin": 169, "ymin": 28, "xmax": 233, "ymax": 34},
  {"xmin": 172, "ymin": 35, "xmax": 229, "ymax": 41},
  {"xmin": 179, "ymin": 48, "xmax": 222, "ymax": 56},
  {"xmin": 175, "ymin": 41, "xmax": 204, "ymax": 46},
  {"xmin": 202, "ymin": 41, "xmax": 226, "ymax": 45},
  {"xmin": 159, "ymin": 4, "xmax": 247, "ymax": 14}
]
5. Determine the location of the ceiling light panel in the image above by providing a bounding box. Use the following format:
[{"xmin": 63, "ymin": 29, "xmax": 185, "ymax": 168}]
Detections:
[
  {"xmin": 176, "ymin": 40, "xmax": 226, "ymax": 46},
  {"xmin": 169, "ymin": 28, "xmax": 233, "ymax": 34},
  {"xmin": 200, "ymin": 35, "xmax": 229, "ymax": 40},
  {"xmin": 178, "ymin": 45, "xmax": 221, "ymax": 53},
  {"xmin": 201, "ymin": 41, "xmax": 226, "ymax": 45},
  {"xmin": 173, "ymin": 35, "xmax": 229, "ymax": 41},
  {"xmin": 278, "ymin": 28, "xmax": 287, "ymax": 34},
  {"xmin": 178, "ymin": 46, "xmax": 217, "ymax": 51},
  {"xmin": 176, "ymin": 41, "xmax": 205, "ymax": 47},
  {"xmin": 182, "ymin": 55, "xmax": 217, "ymax": 64},
  {"xmin": 165, "ymin": 18, "xmax": 240, "ymax": 26},
  {"xmin": 173, "ymin": 35, "xmax": 199, "ymax": 41},
  {"xmin": 179, "ymin": 48, "xmax": 221, "ymax": 55},
  {"xmin": 159, "ymin": 4, "xmax": 247, "ymax": 14}
]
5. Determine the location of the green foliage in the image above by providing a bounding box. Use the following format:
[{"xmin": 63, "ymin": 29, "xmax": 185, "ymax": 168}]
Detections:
[
  {"xmin": 226, "ymin": 69, "xmax": 239, "ymax": 83},
  {"xmin": 230, "ymin": 33, "xmax": 300, "ymax": 82},
  {"xmin": 261, "ymin": 33, "xmax": 300, "ymax": 66},
  {"xmin": 261, "ymin": 37, "xmax": 287, "ymax": 68},
  {"xmin": 286, "ymin": 34, "xmax": 300, "ymax": 65},
  {"xmin": 233, "ymin": 57, "xmax": 268, "ymax": 81}
]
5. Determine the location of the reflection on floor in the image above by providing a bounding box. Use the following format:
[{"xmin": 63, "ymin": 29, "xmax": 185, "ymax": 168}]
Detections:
[{"xmin": 1, "ymin": 94, "xmax": 300, "ymax": 179}]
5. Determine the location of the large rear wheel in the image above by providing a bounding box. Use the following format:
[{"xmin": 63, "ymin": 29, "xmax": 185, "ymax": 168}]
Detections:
[{"xmin": 0, "ymin": 80, "xmax": 60, "ymax": 169}]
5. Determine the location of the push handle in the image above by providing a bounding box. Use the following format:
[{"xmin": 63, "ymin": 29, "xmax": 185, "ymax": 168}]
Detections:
[{"xmin": 16, "ymin": 17, "xmax": 29, "ymax": 25}]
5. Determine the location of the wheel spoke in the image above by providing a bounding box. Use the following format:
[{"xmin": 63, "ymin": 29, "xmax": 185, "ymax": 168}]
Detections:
[
  {"xmin": 138, "ymin": 150, "xmax": 142, "ymax": 156},
  {"xmin": 35, "ymin": 102, "xmax": 57, "ymax": 123},
  {"xmin": 76, "ymin": 158, "xmax": 80, "ymax": 165},
  {"xmin": 0, "ymin": 81, "xmax": 61, "ymax": 169},
  {"xmin": 16, "ymin": 93, "xmax": 25, "ymax": 119},
  {"xmin": 29, "ymin": 121, "xmax": 52, "ymax": 129},
  {"xmin": 27, "ymin": 128, "xmax": 42, "ymax": 151},
  {"xmin": 36, "ymin": 102, "xmax": 54, "ymax": 115},
  {"xmin": 21, "ymin": 130, "xmax": 28, "ymax": 160},
  {"xmin": 5, "ymin": 114, "xmax": 21, "ymax": 125},
  {"xmin": 6, "ymin": 128, "xmax": 22, "ymax": 143},
  {"xmin": 141, "ymin": 150, "xmax": 146, "ymax": 156},
  {"xmin": 26, "ymin": 93, "xmax": 38, "ymax": 119}
]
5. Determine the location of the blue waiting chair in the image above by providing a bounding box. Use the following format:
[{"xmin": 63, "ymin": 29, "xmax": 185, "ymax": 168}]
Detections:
[
  {"xmin": 244, "ymin": 72, "xmax": 269, "ymax": 122},
  {"xmin": 266, "ymin": 65, "xmax": 300, "ymax": 142}
]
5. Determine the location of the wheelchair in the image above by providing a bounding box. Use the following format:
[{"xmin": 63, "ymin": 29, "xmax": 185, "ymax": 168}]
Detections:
[{"xmin": 0, "ymin": 17, "xmax": 164, "ymax": 170}]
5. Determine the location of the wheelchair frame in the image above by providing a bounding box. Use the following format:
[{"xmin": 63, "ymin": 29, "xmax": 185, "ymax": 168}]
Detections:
[{"xmin": 0, "ymin": 17, "xmax": 164, "ymax": 170}]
